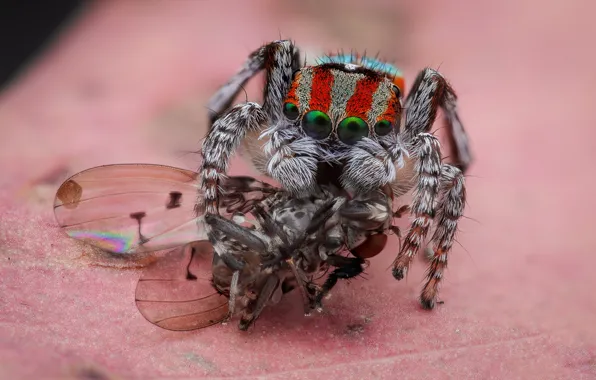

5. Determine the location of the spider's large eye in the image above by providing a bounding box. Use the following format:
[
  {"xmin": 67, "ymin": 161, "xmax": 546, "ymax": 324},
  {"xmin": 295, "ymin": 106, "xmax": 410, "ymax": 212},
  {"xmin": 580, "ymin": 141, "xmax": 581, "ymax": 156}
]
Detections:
[
  {"xmin": 338, "ymin": 117, "xmax": 368, "ymax": 145},
  {"xmin": 283, "ymin": 102, "xmax": 300, "ymax": 120},
  {"xmin": 302, "ymin": 110, "xmax": 332, "ymax": 139},
  {"xmin": 374, "ymin": 120, "xmax": 393, "ymax": 136}
]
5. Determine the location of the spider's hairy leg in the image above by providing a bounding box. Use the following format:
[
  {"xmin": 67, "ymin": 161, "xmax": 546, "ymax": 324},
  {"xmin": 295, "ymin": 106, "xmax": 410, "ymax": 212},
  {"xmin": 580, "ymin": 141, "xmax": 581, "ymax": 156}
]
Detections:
[
  {"xmin": 403, "ymin": 68, "xmax": 472, "ymax": 172},
  {"xmin": 207, "ymin": 40, "xmax": 301, "ymax": 125},
  {"xmin": 199, "ymin": 103, "xmax": 268, "ymax": 215},
  {"xmin": 392, "ymin": 133, "xmax": 442, "ymax": 281},
  {"xmin": 420, "ymin": 164, "xmax": 466, "ymax": 309}
]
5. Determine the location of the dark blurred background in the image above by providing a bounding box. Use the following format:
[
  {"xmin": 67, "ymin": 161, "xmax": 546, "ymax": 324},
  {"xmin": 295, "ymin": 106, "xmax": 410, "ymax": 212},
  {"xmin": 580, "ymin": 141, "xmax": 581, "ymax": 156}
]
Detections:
[{"xmin": 0, "ymin": 1, "xmax": 85, "ymax": 89}]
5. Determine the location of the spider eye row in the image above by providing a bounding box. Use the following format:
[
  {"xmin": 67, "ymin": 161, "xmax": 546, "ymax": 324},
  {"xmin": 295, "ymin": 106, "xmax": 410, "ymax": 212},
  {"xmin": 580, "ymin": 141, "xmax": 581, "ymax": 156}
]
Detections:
[{"xmin": 283, "ymin": 102, "xmax": 395, "ymax": 145}]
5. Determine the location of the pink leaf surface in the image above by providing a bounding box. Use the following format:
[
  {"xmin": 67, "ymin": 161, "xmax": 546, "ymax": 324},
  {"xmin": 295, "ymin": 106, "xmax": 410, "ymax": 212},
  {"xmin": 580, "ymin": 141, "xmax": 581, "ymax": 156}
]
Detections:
[{"xmin": 1, "ymin": 1, "xmax": 595, "ymax": 379}]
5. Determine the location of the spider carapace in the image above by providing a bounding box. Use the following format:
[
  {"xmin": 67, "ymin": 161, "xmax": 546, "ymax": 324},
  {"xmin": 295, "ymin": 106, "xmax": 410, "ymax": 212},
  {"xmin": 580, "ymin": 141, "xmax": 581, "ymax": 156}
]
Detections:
[{"xmin": 283, "ymin": 55, "xmax": 406, "ymax": 188}]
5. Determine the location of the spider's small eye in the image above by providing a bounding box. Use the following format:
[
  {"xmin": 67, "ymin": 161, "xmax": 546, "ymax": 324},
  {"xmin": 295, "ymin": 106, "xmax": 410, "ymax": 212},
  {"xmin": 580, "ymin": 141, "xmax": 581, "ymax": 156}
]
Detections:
[
  {"xmin": 338, "ymin": 117, "xmax": 369, "ymax": 145},
  {"xmin": 283, "ymin": 102, "xmax": 300, "ymax": 120},
  {"xmin": 392, "ymin": 85, "xmax": 402, "ymax": 99},
  {"xmin": 374, "ymin": 120, "xmax": 393, "ymax": 136},
  {"xmin": 302, "ymin": 110, "xmax": 332, "ymax": 140}
]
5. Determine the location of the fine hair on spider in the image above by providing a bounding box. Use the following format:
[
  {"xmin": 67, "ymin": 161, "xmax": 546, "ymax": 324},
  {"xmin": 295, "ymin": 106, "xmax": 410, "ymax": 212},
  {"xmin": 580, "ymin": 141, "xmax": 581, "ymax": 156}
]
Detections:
[
  {"xmin": 199, "ymin": 39, "xmax": 473, "ymax": 309},
  {"xmin": 53, "ymin": 39, "xmax": 474, "ymax": 333}
]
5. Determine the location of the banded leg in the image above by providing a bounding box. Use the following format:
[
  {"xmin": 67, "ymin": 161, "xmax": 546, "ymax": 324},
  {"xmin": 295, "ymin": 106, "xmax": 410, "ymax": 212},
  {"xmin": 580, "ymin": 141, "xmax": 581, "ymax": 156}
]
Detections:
[
  {"xmin": 420, "ymin": 164, "xmax": 466, "ymax": 309},
  {"xmin": 199, "ymin": 103, "xmax": 268, "ymax": 215},
  {"xmin": 403, "ymin": 68, "xmax": 472, "ymax": 172},
  {"xmin": 207, "ymin": 40, "xmax": 301, "ymax": 125},
  {"xmin": 392, "ymin": 133, "xmax": 442, "ymax": 281},
  {"xmin": 199, "ymin": 40, "xmax": 302, "ymax": 214}
]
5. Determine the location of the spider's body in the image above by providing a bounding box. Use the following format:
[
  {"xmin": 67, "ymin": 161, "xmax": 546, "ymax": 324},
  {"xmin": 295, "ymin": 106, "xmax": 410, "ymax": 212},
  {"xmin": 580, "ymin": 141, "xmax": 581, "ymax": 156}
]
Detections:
[{"xmin": 200, "ymin": 40, "xmax": 472, "ymax": 309}]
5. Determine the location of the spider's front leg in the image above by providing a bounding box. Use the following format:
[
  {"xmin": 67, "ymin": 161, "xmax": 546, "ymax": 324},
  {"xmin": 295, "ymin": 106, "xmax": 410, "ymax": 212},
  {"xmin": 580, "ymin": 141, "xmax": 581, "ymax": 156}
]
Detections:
[
  {"xmin": 403, "ymin": 68, "xmax": 473, "ymax": 173},
  {"xmin": 200, "ymin": 103, "xmax": 271, "ymax": 216},
  {"xmin": 207, "ymin": 40, "xmax": 301, "ymax": 125},
  {"xmin": 199, "ymin": 39, "xmax": 313, "ymax": 214},
  {"xmin": 392, "ymin": 134, "xmax": 466, "ymax": 309}
]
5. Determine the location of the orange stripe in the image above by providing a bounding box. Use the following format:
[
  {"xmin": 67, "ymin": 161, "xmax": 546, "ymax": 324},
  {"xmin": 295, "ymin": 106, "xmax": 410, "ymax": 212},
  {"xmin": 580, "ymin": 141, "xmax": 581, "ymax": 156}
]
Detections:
[
  {"xmin": 392, "ymin": 76, "xmax": 405, "ymax": 95},
  {"xmin": 346, "ymin": 77, "xmax": 380, "ymax": 119},
  {"xmin": 308, "ymin": 67, "xmax": 333, "ymax": 112}
]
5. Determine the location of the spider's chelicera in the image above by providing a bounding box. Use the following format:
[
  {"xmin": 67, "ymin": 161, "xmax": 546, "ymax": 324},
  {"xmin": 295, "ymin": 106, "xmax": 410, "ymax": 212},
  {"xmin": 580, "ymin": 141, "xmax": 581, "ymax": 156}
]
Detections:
[{"xmin": 199, "ymin": 40, "xmax": 473, "ymax": 310}]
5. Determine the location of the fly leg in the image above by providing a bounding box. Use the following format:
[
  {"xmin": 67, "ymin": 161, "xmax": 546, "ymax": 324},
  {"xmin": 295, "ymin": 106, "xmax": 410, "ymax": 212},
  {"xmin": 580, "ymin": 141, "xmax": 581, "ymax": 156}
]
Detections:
[
  {"xmin": 221, "ymin": 270, "xmax": 239, "ymax": 324},
  {"xmin": 313, "ymin": 255, "xmax": 366, "ymax": 311},
  {"xmin": 238, "ymin": 275, "xmax": 280, "ymax": 330}
]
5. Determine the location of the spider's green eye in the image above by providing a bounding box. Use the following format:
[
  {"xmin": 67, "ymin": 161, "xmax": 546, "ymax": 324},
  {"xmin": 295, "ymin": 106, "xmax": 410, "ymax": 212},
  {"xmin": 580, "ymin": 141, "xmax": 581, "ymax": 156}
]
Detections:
[
  {"xmin": 283, "ymin": 102, "xmax": 300, "ymax": 120},
  {"xmin": 338, "ymin": 117, "xmax": 369, "ymax": 145},
  {"xmin": 374, "ymin": 120, "xmax": 393, "ymax": 136},
  {"xmin": 302, "ymin": 110, "xmax": 332, "ymax": 140}
]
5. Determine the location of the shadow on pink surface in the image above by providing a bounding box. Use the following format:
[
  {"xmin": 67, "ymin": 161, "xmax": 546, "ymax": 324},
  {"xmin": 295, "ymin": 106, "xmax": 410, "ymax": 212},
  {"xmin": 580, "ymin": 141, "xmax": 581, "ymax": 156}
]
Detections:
[{"xmin": 1, "ymin": 1, "xmax": 595, "ymax": 379}]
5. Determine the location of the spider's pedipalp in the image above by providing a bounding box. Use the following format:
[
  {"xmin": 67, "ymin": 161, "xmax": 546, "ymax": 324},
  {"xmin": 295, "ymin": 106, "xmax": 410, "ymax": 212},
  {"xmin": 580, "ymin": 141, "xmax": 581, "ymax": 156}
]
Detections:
[
  {"xmin": 266, "ymin": 135, "xmax": 320, "ymax": 196},
  {"xmin": 340, "ymin": 137, "xmax": 403, "ymax": 194}
]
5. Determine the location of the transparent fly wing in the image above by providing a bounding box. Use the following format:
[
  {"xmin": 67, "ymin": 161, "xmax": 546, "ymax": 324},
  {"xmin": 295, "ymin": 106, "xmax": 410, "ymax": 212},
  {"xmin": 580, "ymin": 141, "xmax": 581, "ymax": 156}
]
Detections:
[
  {"xmin": 135, "ymin": 241, "xmax": 228, "ymax": 331},
  {"xmin": 54, "ymin": 164, "xmax": 279, "ymax": 254},
  {"xmin": 54, "ymin": 164, "xmax": 203, "ymax": 254}
]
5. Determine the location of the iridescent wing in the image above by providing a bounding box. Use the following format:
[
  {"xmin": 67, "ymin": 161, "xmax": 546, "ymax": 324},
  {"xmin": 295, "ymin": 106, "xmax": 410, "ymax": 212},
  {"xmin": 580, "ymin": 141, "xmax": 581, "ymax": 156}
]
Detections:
[
  {"xmin": 135, "ymin": 241, "xmax": 228, "ymax": 330},
  {"xmin": 54, "ymin": 164, "xmax": 202, "ymax": 254},
  {"xmin": 54, "ymin": 163, "xmax": 277, "ymax": 254}
]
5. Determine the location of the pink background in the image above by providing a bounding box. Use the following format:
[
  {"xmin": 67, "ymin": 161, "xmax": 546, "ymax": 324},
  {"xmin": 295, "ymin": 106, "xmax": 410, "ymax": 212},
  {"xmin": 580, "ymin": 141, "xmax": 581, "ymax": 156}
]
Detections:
[{"xmin": 1, "ymin": 1, "xmax": 595, "ymax": 379}]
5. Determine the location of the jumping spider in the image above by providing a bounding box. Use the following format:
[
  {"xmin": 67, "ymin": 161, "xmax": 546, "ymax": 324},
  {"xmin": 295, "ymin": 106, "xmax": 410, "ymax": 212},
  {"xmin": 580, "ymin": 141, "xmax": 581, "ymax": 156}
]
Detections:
[{"xmin": 199, "ymin": 40, "xmax": 472, "ymax": 310}]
